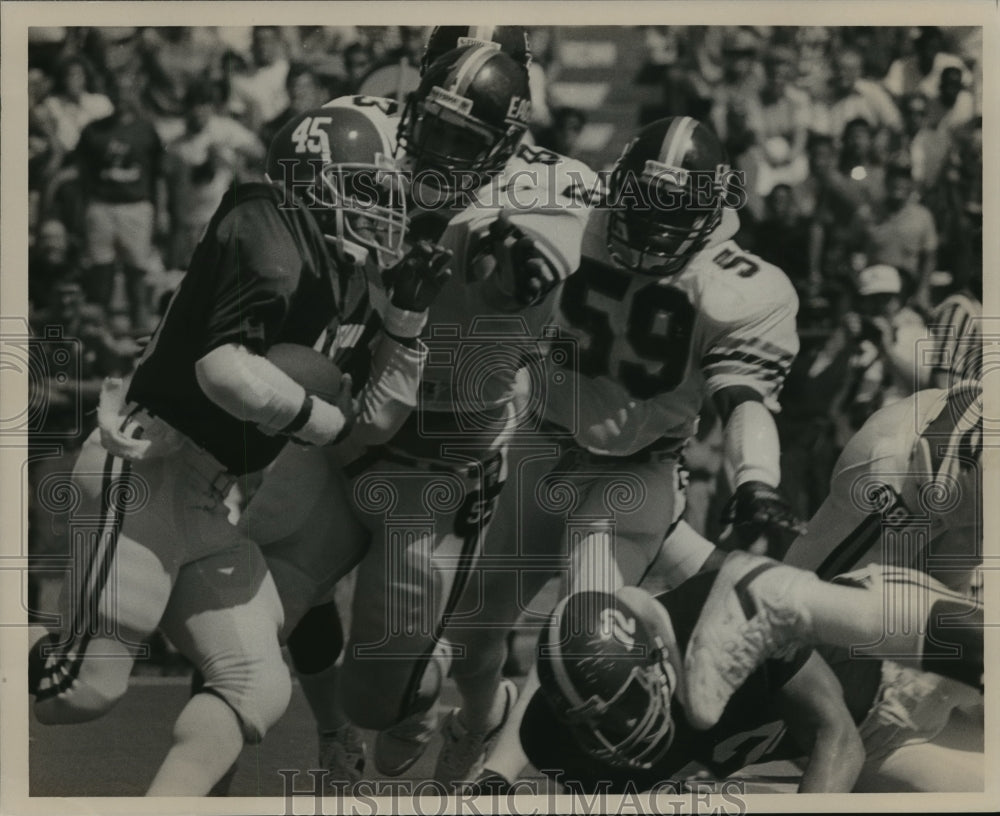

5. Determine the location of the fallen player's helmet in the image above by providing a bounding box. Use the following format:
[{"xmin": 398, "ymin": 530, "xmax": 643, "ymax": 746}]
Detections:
[
  {"xmin": 607, "ymin": 116, "xmax": 733, "ymax": 276},
  {"xmin": 536, "ymin": 587, "xmax": 678, "ymax": 770},
  {"xmin": 421, "ymin": 25, "xmax": 531, "ymax": 75},
  {"xmin": 397, "ymin": 45, "xmax": 530, "ymax": 190},
  {"xmin": 266, "ymin": 105, "xmax": 407, "ymax": 266}
]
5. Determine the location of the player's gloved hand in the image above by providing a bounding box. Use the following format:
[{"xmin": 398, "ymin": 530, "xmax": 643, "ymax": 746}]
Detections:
[
  {"xmin": 720, "ymin": 480, "xmax": 806, "ymax": 555},
  {"xmin": 383, "ymin": 240, "xmax": 453, "ymax": 312},
  {"xmin": 488, "ymin": 211, "xmax": 559, "ymax": 307}
]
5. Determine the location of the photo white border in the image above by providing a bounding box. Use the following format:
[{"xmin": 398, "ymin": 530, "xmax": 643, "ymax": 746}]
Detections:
[{"xmin": 1, "ymin": 2, "xmax": 997, "ymax": 813}]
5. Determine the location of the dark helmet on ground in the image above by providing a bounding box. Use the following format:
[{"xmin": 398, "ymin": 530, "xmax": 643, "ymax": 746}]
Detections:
[
  {"xmin": 607, "ymin": 116, "xmax": 735, "ymax": 276},
  {"xmin": 536, "ymin": 587, "xmax": 678, "ymax": 771},
  {"xmin": 396, "ymin": 45, "xmax": 531, "ymax": 194},
  {"xmin": 266, "ymin": 105, "xmax": 407, "ymax": 265},
  {"xmin": 421, "ymin": 25, "xmax": 531, "ymax": 74}
]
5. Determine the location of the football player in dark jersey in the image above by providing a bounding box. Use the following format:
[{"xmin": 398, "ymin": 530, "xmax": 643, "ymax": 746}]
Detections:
[
  {"xmin": 518, "ymin": 554, "xmax": 982, "ymax": 793},
  {"xmin": 28, "ymin": 105, "xmax": 449, "ymax": 796}
]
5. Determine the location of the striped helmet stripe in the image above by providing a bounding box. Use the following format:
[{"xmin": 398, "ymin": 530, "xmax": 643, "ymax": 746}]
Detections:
[
  {"xmin": 470, "ymin": 25, "xmax": 497, "ymax": 42},
  {"xmin": 659, "ymin": 116, "xmax": 698, "ymax": 168},
  {"xmin": 450, "ymin": 44, "xmax": 498, "ymax": 95},
  {"xmin": 545, "ymin": 597, "xmax": 588, "ymax": 709}
]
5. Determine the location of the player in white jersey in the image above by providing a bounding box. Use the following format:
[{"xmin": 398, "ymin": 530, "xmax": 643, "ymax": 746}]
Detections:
[
  {"xmin": 244, "ymin": 39, "xmax": 597, "ymax": 782},
  {"xmin": 684, "ymin": 380, "xmax": 983, "ymax": 733},
  {"xmin": 441, "ymin": 116, "xmax": 806, "ymax": 787},
  {"xmin": 782, "ymin": 382, "xmax": 981, "ymax": 588}
]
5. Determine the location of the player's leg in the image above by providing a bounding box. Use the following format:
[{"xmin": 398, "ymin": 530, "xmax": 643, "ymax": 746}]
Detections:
[
  {"xmin": 812, "ymin": 565, "xmax": 984, "ymax": 689},
  {"xmin": 437, "ymin": 444, "xmax": 567, "ymax": 784},
  {"xmin": 853, "ymin": 664, "xmax": 983, "ymax": 792},
  {"xmin": 340, "ymin": 448, "xmax": 507, "ymax": 773},
  {"xmin": 31, "ymin": 431, "xmax": 178, "ymax": 724},
  {"xmin": 150, "ymin": 538, "xmax": 291, "ymax": 796},
  {"xmin": 246, "ymin": 444, "xmax": 371, "ymax": 784},
  {"xmin": 685, "ymin": 555, "xmax": 983, "ymax": 730}
]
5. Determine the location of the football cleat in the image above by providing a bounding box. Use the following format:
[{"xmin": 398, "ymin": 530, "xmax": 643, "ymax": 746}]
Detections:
[
  {"xmin": 434, "ymin": 677, "xmax": 517, "ymax": 785},
  {"xmin": 318, "ymin": 724, "xmax": 367, "ymax": 788},
  {"xmin": 373, "ymin": 706, "xmax": 440, "ymax": 777},
  {"xmin": 683, "ymin": 551, "xmax": 818, "ymax": 730}
]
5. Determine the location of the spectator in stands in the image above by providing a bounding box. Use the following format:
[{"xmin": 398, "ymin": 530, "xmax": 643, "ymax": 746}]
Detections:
[
  {"xmin": 737, "ymin": 45, "xmax": 811, "ymax": 218},
  {"xmin": 794, "ymin": 26, "xmax": 834, "ymax": 105},
  {"xmin": 864, "ymin": 161, "xmax": 938, "ymax": 309},
  {"xmin": 817, "ymin": 47, "xmax": 902, "ymax": 140},
  {"xmin": 838, "ymin": 118, "xmax": 886, "ymax": 212},
  {"xmin": 827, "ymin": 264, "xmax": 929, "ymax": 446},
  {"xmin": 526, "ymin": 26, "xmax": 555, "ymax": 130},
  {"xmin": 382, "ymin": 25, "xmax": 425, "ymax": 69},
  {"xmin": 930, "ymin": 117, "xmax": 982, "ymax": 296},
  {"xmin": 884, "ymin": 26, "xmax": 972, "ymax": 100},
  {"xmin": 140, "ymin": 27, "xmax": 223, "ymax": 141},
  {"xmin": 228, "ymin": 26, "xmax": 290, "ymax": 132},
  {"xmin": 163, "ymin": 80, "xmax": 264, "ymax": 270},
  {"xmin": 353, "ymin": 27, "xmax": 421, "ymax": 100},
  {"xmin": 37, "ymin": 56, "xmax": 114, "ymax": 154},
  {"xmin": 795, "ymin": 133, "xmax": 862, "ymax": 296},
  {"xmin": 927, "ymin": 65, "xmax": 975, "ymax": 134},
  {"xmin": 533, "ymin": 107, "xmax": 587, "ymax": 158},
  {"xmin": 752, "ymin": 184, "xmax": 812, "ymax": 295},
  {"xmin": 260, "ymin": 64, "xmax": 330, "ymax": 148},
  {"xmin": 892, "ymin": 92, "xmax": 949, "ymax": 196},
  {"xmin": 82, "ymin": 27, "xmax": 143, "ymax": 83},
  {"xmin": 29, "ymin": 219, "xmax": 80, "ymax": 312},
  {"xmin": 29, "ymin": 68, "xmax": 64, "ymax": 232},
  {"xmin": 776, "ymin": 341, "xmax": 846, "ymax": 523},
  {"xmin": 75, "ymin": 70, "xmax": 163, "ymax": 332},
  {"xmin": 342, "ymin": 42, "xmax": 375, "ymax": 94},
  {"xmin": 709, "ymin": 29, "xmax": 764, "ymax": 159},
  {"xmin": 285, "ymin": 26, "xmax": 355, "ymax": 87}
]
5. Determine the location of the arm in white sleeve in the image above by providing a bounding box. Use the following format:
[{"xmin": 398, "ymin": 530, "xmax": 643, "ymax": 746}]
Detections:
[
  {"xmin": 722, "ymin": 398, "xmax": 782, "ymax": 489},
  {"xmin": 331, "ymin": 304, "xmax": 428, "ymax": 463},
  {"xmin": 195, "ymin": 343, "xmax": 346, "ymax": 444}
]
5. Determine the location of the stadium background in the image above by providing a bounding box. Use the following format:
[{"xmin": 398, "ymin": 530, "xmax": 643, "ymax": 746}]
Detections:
[{"xmin": 26, "ymin": 24, "xmax": 983, "ymax": 795}]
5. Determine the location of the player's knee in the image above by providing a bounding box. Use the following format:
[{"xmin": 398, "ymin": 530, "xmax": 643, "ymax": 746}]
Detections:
[
  {"xmin": 32, "ymin": 636, "xmax": 132, "ymax": 725},
  {"xmin": 202, "ymin": 648, "xmax": 291, "ymax": 743}
]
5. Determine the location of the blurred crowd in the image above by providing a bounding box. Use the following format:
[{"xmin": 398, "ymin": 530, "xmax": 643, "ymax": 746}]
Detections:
[{"xmin": 25, "ymin": 25, "xmax": 984, "ymax": 611}]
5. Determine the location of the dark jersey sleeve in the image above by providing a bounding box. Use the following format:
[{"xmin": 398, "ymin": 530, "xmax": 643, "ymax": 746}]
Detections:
[{"xmin": 201, "ymin": 196, "xmax": 303, "ymax": 356}]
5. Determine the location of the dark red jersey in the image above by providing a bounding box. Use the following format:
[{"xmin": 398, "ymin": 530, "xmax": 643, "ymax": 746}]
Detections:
[{"xmin": 127, "ymin": 182, "xmax": 367, "ymax": 475}]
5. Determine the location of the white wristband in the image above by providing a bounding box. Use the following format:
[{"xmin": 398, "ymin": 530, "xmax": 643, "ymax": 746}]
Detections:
[
  {"xmin": 382, "ymin": 302, "xmax": 428, "ymax": 339},
  {"xmin": 296, "ymin": 397, "xmax": 346, "ymax": 446}
]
